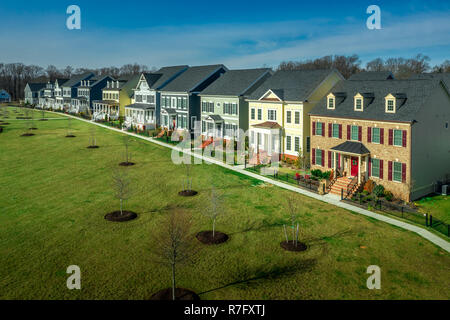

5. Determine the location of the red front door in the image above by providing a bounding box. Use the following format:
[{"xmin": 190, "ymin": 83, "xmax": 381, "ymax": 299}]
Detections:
[{"xmin": 350, "ymin": 157, "xmax": 358, "ymax": 176}]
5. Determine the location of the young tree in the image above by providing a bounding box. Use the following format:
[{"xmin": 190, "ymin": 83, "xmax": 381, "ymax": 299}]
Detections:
[
  {"xmin": 202, "ymin": 185, "xmax": 226, "ymax": 239},
  {"xmin": 283, "ymin": 194, "xmax": 301, "ymax": 247},
  {"xmin": 122, "ymin": 135, "xmax": 133, "ymax": 164},
  {"xmin": 111, "ymin": 168, "xmax": 131, "ymax": 216},
  {"xmin": 151, "ymin": 210, "xmax": 199, "ymax": 300},
  {"xmin": 88, "ymin": 125, "xmax": 98, "ymax": 148},
  {"xmin": 182, "ymin": 162, "xmax": 193, "ymax": 192},
  {"xmin": 66, "ymin": 117, "xmax": 73, "ymax": 136}
]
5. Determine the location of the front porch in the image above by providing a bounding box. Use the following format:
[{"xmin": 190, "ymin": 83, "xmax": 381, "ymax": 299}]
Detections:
[
  {"xmin": 93, "ymin": 100, "xmax": 120, "ymax": 121},
  {"xmin": 249, "ymin": 121, "xmax": 282, "ymax": 165},
  {"xmin": 124, "ymin": 104, "xmax": 156, "ymax": 131},
  {"xmin": 328, "ymin": 141, "xmax": 370, "ymax": 197}
]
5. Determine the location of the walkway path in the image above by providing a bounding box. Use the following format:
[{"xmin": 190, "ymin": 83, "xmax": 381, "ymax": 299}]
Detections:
[{"xmin": 52, "ymin": 112, "xmax": 450, "ymax": 253}]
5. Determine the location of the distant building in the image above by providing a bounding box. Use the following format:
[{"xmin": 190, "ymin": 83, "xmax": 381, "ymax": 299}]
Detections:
[{"xmin": 0, "ymin": 89, "xmax": 11, "ymax": 103}]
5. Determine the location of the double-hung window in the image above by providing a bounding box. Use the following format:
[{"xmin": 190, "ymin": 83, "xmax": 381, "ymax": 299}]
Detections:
[
  {"xmin": 351, "ymin": 125, "xmax": 359, "ymax": 141},
  {"xmin": 315, "ymin": 122, "xmax": 323, "ymax": 136},
  {"xmin": 294, "ymin": 137, "xmax": 300, "ymax": 152},
  {"xmin": 286, "ymin": 111, "xmax": 291, "ymax": 124},
  {"xmin": 294, "ymin": 111, "xmax": 300, "ymax": 124},
  {"xmin": 250, "ymin": 108, "xmax": 255, "ymax": 120},
  {"xmin": 257, "ymin": 109, "xmax": 262, "ymax": 121},
  {"xmin": 268, "ymin": 109, "xmax": 276, "ymax": 121},
  {"xmin": 372, "ymin": 128, "xmax": 380, "ymax": 143},
  {"xmin": 316, "ymin": 149, "xmax": 323, "ymax": 166},
  {"xmin": 286, "ymin": 136, "xmax": 291, "ymax": 151},
  {"xmin": 371, "ymin": 159, "xmax": 380, "ymax": 178},
  {"xmin": 393, "ymin": 161, "xmax": 402, "ymax": 182},
  {"xmin": 393, "ymin": 129, "xmax": 402, "ymax": 146},
  {"xmin": 332, "ymin": 124, "xmax": 339, "ymax": 138}
]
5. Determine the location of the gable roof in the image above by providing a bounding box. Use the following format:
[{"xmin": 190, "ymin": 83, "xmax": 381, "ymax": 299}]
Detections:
[
  {"xmin": 26, "ymin": 83, "xmax": 46, "ymax": 91},
  {"xmin": 62, "ymin": 72, "xmax": 96, "ymax": 88},
  {"xmin": 309, "ymin": 78, "xmax": 446, "ymax": 122},
  {"xmin": 348, "ymin": 71, "xmax": 394, "ymax": 81},
  {"xmin": 248, "ymin": 69, "xmax": 338, "ymax": 102},
  {"xmin": 150, "ymin": 65, "xmax": 189, "ymax": 90},
  {"xmin": 199, "ymin": 68, "xmax": 271, "ymax": 96},
  {"xmin": 161, "ymin": 64, "xmax": 227, "ymax": 93}
]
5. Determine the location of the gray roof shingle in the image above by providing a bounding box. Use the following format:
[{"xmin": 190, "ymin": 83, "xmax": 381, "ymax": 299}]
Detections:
[
  {"xmin": 248, "ymin": 69, "xmax": 337, "ymax": 101},
  {"xmin": 150, "ymin": 65, "xmax": 189, "ymax": 90},
  {"xmin": 331, "ymin": 141, "xmax": 370, "ymax": 155},
  {"xmin": 309, "ymin": 78, "xmax": 444, "ymax": 122},
  {"xmin": 348, "ymin": 71, "xmax": 394, "ymax": 81},
  {"xmin": 27, "ymin": 83, "xmax": 46, "ymax": 91},
  {"xmin": 161, "ymin": 65, "xmax": 227, "ymax": 93},
  {"xmin": 200, "ymin": 68, "xmax": 271, "ymax": 96},
  {"xmin": 62, "ymin": 72, "xmax": 96, "ymax": 88}
]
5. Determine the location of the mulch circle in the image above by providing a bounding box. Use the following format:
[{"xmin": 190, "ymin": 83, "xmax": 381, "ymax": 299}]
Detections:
[
  {"xmin": 280, "ymin": 240, "xmax": 308, "ymax": 252},
  {"xmin": 1, "ymin": 122, "xmax": 10, "ymax": 125},
  {"xmin": 21, "ymin": 133, "xmax": 35, "ymax": 137},
  {"xmin": 87, "ymin": 145, "xmax": 100, "ymax": 149},
  {"xmin": 150, "ymin": 288, "xmax": 200, "ymax": 300},
  {"xmin": 65, "ymin": 135, "xmax": 76, "ymax": 138},
  {"xmin": 104, "ymin": 211, "xmax": 138, "ymax": 222},
  {"xmin": 119, "ymin": 162, "xmax": 135, "ymax": 166},
  {"xmin": 39, "ymin": 119, "xmax": 48, "ymax": 121},
  {"xmin": 29, "ymin": 128, "xmax": 38, "ymax": 130},
  {"xmin": 196, "ymin": 231, "xmax": 229, "ymax": 245},
  {"xmin": 178, "ymin": 190, "xmax": 198, "ymax": 197}
]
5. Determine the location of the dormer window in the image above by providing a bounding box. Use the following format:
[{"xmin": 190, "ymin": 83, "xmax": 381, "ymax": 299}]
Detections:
[
  {"xmin": 385, "ymin": 94, "xmax": 396, "ymax": 113},
  {"xmin": 327, "ymin": 94, "xmax": 335, "ymax": 109},
  {"xmin": 354, "ymin": 94, "xmax": 363, "ymax": 111}
]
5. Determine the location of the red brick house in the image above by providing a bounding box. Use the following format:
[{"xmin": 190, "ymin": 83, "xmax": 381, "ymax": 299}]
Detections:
[{"xmin": 309, "ymin": 73, "xmax": 450, "ymax": 202}]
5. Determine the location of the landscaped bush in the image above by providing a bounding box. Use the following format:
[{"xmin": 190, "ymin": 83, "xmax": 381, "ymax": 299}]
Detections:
[
  {"xmin": 373, "ymin": 184, "xmax": 385, "ymax": 197},
  {"xmin": 311, "ymin": 169, "xmax": 331, "ymax": 180},
  {"xmin": 384, "ymin": 190, "xmax": 393, "ymax": 201},
  {"xmin": 363, "ymin": 180, "xmax": 375, "ymax": 193}
]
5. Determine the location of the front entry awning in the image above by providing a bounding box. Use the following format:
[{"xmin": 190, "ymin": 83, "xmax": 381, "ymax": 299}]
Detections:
[
  {"xmin": 205, "ymin": 114, "xmax": 223, "ymax": 123},
  {"xmin": 161, "ymin": 108, "xmax": 177, "ymax": 115},
  {"xmin": 331, "ymin": 141, "xmax": 370, "ymax": 156}
]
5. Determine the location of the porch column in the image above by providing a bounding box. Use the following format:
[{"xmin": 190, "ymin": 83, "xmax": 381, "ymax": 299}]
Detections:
[
  {"xmin": 365, "ymin": 155, "xmax": 369, "ymax": 180},
  {"xmin": 358, "ymin": 155, "xmax": 361, "ymax": 184}
]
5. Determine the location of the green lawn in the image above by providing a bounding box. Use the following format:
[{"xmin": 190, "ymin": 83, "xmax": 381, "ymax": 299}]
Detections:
[
  {"xmin": 0, "ymin": 106, "xmax": 449, "ymax": 300},
  {"xmin": 415, "ymin": 195, "xmax": 450, "ymax": 224}
]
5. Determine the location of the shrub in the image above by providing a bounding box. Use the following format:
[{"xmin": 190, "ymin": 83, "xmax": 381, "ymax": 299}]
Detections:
[
  {"xmin": 362, "ymin": 190, "xmax": 370, "ymax": 196},
  {"xmin": 384, "ymin": 190, "xmax": 393, "ymax": 201},
  {"xmin": 363, "ymin": 180, "xmax": 375, "ymax": 193},
  {"xmin": 311, "ymin": 169, "xmax": 322, "ymax": 178},
  {"xmin": 373, "ymin": 185, "xmax": 385, "ymax": 197}
]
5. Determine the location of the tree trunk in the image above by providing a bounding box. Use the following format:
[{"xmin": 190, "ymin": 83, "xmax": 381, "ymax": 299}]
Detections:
[
  {"xmin": 171, "ymin": 263, "xmax": 176, "ymax": 301},
  {"xmin": 212, "ymin": 219, "xmax": 216, "ymax": 238},
  {"xmin": 120, "ymin": 199, "xmax": 123, "ymax": 216}
]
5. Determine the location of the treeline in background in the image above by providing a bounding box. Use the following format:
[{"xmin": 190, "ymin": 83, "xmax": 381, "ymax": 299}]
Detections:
[{"xmin": 1, "ymin": 54, "xmax": 450, "ymax": 101}]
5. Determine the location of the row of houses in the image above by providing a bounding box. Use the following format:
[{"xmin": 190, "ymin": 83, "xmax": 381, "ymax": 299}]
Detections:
[{"xmin": 24, "ymin": 66, "xmax": 450, "ymax": 202}]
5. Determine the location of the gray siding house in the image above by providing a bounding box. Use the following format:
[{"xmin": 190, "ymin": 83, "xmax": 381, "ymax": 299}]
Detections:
[
  {"xmin": 124, "ymin": 65, "xmax": 188, "ymax": 130},
  {"xmin": 159, "ymin": 64, "xmax": 228, "ymax": 134},
  {"xmin": 24, "ymin": 83, "xmax": 46, "ymax": 105},
  {"xmin": 199, "ymin": 68, "xmax": 272, "ymax": 141},
  {"xmin": 61, "ymin": 72, "xmax": 96, "ymax": 111},
  {"xmin": 70, "ymin": 75, "xmax": 114, "ymax": 114}
]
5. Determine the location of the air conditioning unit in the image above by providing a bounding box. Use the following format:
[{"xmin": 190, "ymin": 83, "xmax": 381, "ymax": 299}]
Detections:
[{"xmin": 442, "ymin": 185, "xmax": 449, "ymax": 196}]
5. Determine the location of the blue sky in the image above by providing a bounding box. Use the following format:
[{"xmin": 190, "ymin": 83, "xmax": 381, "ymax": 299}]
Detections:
[{"xmin": 0, "ymin": 0, "xmax": 449, "ymax": 69}]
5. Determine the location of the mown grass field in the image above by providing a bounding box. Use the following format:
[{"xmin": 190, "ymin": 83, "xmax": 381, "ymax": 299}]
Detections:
[
  {"xmin": 0, "ymin": 107, "xmax": 449, "ymax": 300},
  {"xmin": 415, "ymin": 195, "xmax": 450, "ymax": 224}
]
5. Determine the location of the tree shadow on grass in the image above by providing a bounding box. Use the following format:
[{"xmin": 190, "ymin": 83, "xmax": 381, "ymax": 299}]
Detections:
[{"xmin": 197, "ymin": 258, "xmax": 317, "ymax": 296}]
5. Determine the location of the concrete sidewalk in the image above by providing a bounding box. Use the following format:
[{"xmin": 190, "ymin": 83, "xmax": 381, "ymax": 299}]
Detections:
[{"xmin": 53, "ymin": 112, "xmax": 450, "ymax": 253}]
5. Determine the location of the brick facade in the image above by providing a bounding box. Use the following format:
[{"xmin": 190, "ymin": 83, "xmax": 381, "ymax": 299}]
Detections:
[{"xmin": 310, "ymin": 116, "xmax": 412, "ymax": 201}]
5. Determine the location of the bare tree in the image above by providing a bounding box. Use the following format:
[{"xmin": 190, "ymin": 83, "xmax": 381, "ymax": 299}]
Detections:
[
  {"xmin": 202, "ymin": 185, "xmax": 226, "ymax": 238},
  {"xmin": 283, "ymin": 194, "xmax": 301, "ymax": 247},
  {"xmin": 122, "ymin": 135, "xmax": 132, "ymax": 164},
  {"xmin": 151, "ymin": 210, "xmax": 199, "ymax": 300},
  {"xmin": 88, "ymin": 125, "xmax": 98, "ymax": 148},
  {"xmin": 66, "ymin": 117, "xmax": 73, "ymax": 136},
  {"xmin": 111, "ymin": 168, "xmax": 131, "ymax": 216}
]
